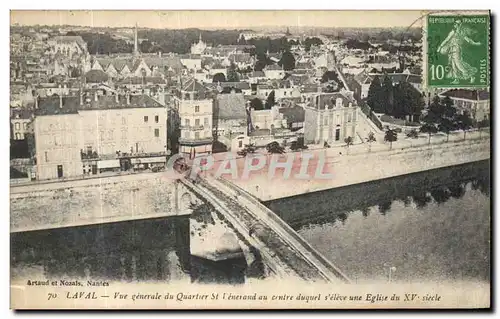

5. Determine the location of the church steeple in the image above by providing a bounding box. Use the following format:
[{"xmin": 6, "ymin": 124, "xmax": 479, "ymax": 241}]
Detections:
[{"xmin": 134, "ymin": 22, "xmax": 139, "ymax": 56}]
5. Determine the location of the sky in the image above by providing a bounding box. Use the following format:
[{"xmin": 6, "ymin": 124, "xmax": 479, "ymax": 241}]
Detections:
[{"xmin": 10, "ymin": 10, "xmax": 426, "ymax": 29}]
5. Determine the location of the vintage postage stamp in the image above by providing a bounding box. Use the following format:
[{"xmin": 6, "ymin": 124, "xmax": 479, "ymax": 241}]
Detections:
[{"xmin": 426, "ymin": 13, "xmax": 490, "ymax": 88}]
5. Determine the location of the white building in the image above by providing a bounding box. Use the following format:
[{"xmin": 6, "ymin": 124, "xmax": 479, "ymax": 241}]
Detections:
[
  {"xmin": 438, "ymin": 89, "xmax": 490, "ymax": 122},
  {"xmin": 303, "ymin": 92, "xmax": 359, "ymax": 145},
  {"xmin": 32, "ymin": 92, "xmax": 166, "ymax": 180},
  {"xmin": 173, "ymin": 78, "xmax": 213, "ymax": 157}
]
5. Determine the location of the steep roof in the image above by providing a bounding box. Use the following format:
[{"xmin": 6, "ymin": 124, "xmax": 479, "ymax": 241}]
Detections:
[
  {"xmin": 265, "ymin": 64, "xmax": 283, "ymax": 71},
  {"xmin": 35, "ymin": 94, "xmax": 163, "ymax": 116},
  {"xmin": 181, "ymin": 78, "xmax": 206, "ymax": 93},
  {"xmin": 214, "ymin": 92, "xmax": 247, "ymax": 120},
  {"xmin": 440, "ymin": 89, "xmax": 490, "ymax": 101},
  {"xmin": 85, "ymin": 69, "xmax": 109, "ymax": 83},
  {"xmin": 116, "ymin": 77, "xmax": 166, "ymax": 85},
  {"xmin": 354, "ymin": 70, "xmax": 373, "ymax": 85},
  {"xmin": 143, "ymin": 56, "xmax": 183, "ymax": 70},
  {"xmin": 279, "ymin": 106, "xmax": 305, "ymax": 123},
  {"xmin": 51, "ymin": 36, "xmax": 87, "ymax": 49},
  {"xmin": 311, "ymin": 92, "xmax": 351, "ymax": 110}
]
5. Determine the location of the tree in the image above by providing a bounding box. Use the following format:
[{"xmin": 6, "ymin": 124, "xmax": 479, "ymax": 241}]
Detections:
[
  {"xmin": 254, "ymin": 52, "xmax": 270, "ymax": 71},
  {"xmin": 455, "ymin": 112, "xmax": 473, "ymax": 140},
  {"xmin": 392, "ymin": 82, "xmax": 424, "ymax": 121},
  {"xmin": 477, "ymin": 118, "xmax": 490, "ymax": 138},
  {"xmin": 321, "ymin": 70, "xmax": 340, "ymax": 84},
  {"xmin": 265, "ymin": 90, "xmax": 276, "ymax": 109},
  {"xmin": 212, "ymin": 72, "xmax": 226, "ymax": 83},
  {"xmin": 237, "ymin": 143, "xmax": 256, "ymax": 157},
  {"xmin": 438, "ymin": 117, "xmax": 456, "ymax": 142},
  {"xmin": 366, "ymin": 132, "xmax": 376, "ymax": 152},
  {"xmin": 266, "ymin": 141, "xmax": 285, "ymax": 154},
  {"xmin": 250, "ymin": 98, "xmax": 264, "ymax": 110},
  {"xmin": 278, "ymin": 50, "xmax": 296, "ymax": 71},
  {"xmin": 304, "ymin": 37, "xmax": 323, "ymax": 51},
  {"xmin": 344, "ymin": 136, "xmax": 353, "ymax": 147},
  {"xmin": 420, "ymin": 123, "xmax": 438, "ymax": 144},
  {"xmin": 290, "ymin": 137, "xmax": 308, "ymax": 151},
  {"xmin": 226, "ymin": 63, "xmax": 240, "ymax": 82},
  {"xmin": 381, "ymin": 76, "xmax": 394, "ymax": 115},
  {"xmin": 384, "ymin": 129, "xmax": 398, "ymax": 150},
  {"xmin": 139, "ymin": 40, "xmax": 153, "ymax": 53},
  {"xmin": 406, "ymin": 129, "xmax": 419, "ymax": 139},
  {"xmin": 366, "ymin": 75, "xmax": 384, "ymax": 113}
]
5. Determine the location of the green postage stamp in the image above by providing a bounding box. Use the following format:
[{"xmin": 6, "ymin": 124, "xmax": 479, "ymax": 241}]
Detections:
[{"xmin": 426, "ymin": 13, "xmax": 490, "ymax": 88}]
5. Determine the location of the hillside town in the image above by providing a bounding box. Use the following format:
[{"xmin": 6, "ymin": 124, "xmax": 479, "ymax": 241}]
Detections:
[{"xmin": 10, "ymin": 24, "xmax": 490, "ymax": 182}]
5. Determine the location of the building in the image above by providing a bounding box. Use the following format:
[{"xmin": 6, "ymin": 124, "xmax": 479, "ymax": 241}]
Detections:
[
  {"xmin": 32, "ymin": 92, "xmax": 166, "ymax": 180},
  {"xmin": 173, "ymin": 78, "xmax": 213, "ymax": 158},
  {"xmin": 438, "ymin": 89, "xmax": 490, "ymax": 122},
  {"xmin": 11, "ymin": 109, "xmax": 33, "ymax": 140},
  {"xmin": 47, "ymin": 35, "xmax": 88, "ymax": 57},
  {"xmin": 263, "ymin": 64, "xmax": 285, "ymax": 80},
  {"xmin": 191, "ymin": 34, "xmax": 208, "ymax": 55},
  {"xmin": 303, "ymin": 92, "xmax": 358, "ymax": 145},
  {"xmin": 180, "ymin": 54, "xmax": 202, "ymax": 71},
  {"xmin": 213, "ymin": 91, "xmax": 248, "ymax": 151}
]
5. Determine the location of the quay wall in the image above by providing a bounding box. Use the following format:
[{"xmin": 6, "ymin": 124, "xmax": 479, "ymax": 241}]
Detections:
[
  {"xmin": 10, "ymin": 174, "xmax": 178, "ymax": 233},
  {"xmin": 229, "ymin": 138, "xmax": 491, "ymax": 201}
]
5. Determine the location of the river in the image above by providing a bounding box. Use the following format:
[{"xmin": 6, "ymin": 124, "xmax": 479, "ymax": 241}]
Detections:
[
  {"xmin": 266, "ymin": 160, "xmax": 490, "ymax": 284},
  {"xmin": 11, "ymin": 160, "xmax": 490, "ymax": 285}
]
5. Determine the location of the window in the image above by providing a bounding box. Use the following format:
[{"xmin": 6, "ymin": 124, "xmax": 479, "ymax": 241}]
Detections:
[
  {"xmin": 185, "ymin": 119, "xmax": 190, "ymax": 126},
  {"xmin": 204, "ymin": 117, "xmax": 209, "ymax": 126},
  {"xmin": 195, "ymin": 119, "xmax": 200, "ymax": 126},
  {"xmin": 15, "ymin": 133, "xmax": 21, "ymax": 139},
  {"xmin": 195, "ymin": 132, "xmax": 200, "ymax": 139},
  {"xmin": 44, "ymin": 151, "xmax": 49, "ymax": 162},
  {"xmin": 195, "ymin": 105, "xmax": 200, "ymax": 112},
  {"xmin": 284, "ymin": 91, "xmax": 287, "ymax": 96},
  {"xmin": 122, "ymin": 117, "xmax": 126, "ymax": 125},
  {"xmin": 15, "ymin": 123, "xmax": 20, "ymax": 130},
  {"xmin": 23, "ymin": 122, "xmax": 27, "ymax": 130},
  {"xmin": 144, "ymin": 116, "xmax": 148, "ymax": 123},
  {"xmin": 155, "ymin": 115, "xmax": 159, "ymax": 123},
  {"xmin": 154, "ymin": 129, "xmax": 159, "ymax": 137},
  {"xmin": 323, "ymin": 117, "xmax": 328, "ymax": 125},
  {"xmin": 239, "ymin": 140, "xmax": 243, "ymax": 148},
  {"xmin": 348, "ymin": 114, "xmax": 352, "ymax": 123}
]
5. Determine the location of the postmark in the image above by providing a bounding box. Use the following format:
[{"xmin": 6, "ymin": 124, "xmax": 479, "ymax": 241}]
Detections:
[{"xmin": 425, "ymin": 13, "xmax": 490, "ymax": 88}]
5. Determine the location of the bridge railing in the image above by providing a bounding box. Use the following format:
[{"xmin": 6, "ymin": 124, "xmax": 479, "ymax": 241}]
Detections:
[
  {"xmin": 179, "ymin": 178, "xmax": 293, "ymax": 279},
  {"xmin": 213, "ymin": 177, "xmax": 351, "ymax": 284}
]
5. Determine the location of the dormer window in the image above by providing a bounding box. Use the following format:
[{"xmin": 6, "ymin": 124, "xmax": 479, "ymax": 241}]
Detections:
[{"xmin": 336, "ymin": 98, "xmax": 343, "ymax": 108}]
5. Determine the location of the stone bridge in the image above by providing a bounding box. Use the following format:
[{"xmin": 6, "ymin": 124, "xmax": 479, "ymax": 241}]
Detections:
[{"xmin": 10, "ymin": 171, "xmax": 350, "ymax": 284}]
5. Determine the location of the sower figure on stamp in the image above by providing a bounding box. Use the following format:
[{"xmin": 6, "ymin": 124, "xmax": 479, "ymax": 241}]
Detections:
[{"xmin": 437, "ymin": 19, "xmax": 482, "ymax": 84}]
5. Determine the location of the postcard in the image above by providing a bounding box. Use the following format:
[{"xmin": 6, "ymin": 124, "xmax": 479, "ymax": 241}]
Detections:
[{"xmin": 9, "ymin": 9, "xmax": 490, "ymax": 309}]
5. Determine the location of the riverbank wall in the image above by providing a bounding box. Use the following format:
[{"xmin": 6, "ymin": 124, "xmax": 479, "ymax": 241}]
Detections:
[
  {"xmin": 229, "ymin": 137, "xmax": 490, "ymax": 201},
  {"xmin": 10, "ymin": 173, "xmax": 180, "ymax": 233}
]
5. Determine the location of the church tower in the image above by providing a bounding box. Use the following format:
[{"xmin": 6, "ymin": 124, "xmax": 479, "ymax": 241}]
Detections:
[{"xmin": 133, "ymin": 23, "xmax": 139, "ymax": 56}]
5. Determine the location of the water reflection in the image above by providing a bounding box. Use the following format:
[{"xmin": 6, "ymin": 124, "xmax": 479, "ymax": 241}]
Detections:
[
  {"xmin": 11, "ymin": 214, "xmax": 254, "ymax": 285},
  {"xmin": 266, "ymin": 160, "xmax": 490, "ymax": 283},
  {"xmin": 266, "ymin": 160, "xmax": 490, "ymax": 228}
]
